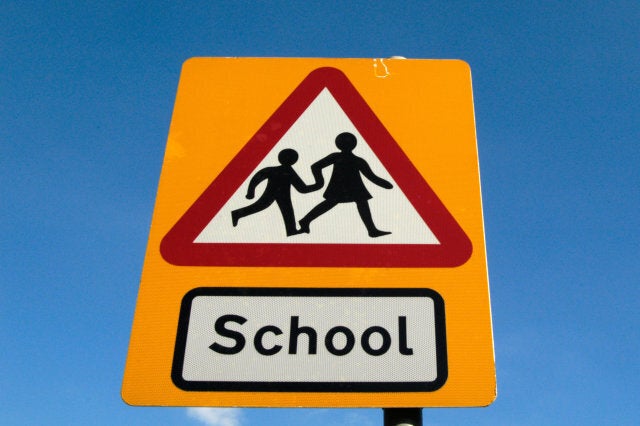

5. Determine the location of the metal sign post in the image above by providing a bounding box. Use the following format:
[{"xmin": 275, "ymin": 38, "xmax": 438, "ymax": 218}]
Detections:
[{"xmin": 384, "ymin": 408, "xmax": 422, "ymax": 426}]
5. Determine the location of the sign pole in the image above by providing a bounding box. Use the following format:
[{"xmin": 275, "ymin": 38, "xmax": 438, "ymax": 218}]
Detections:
[{"xmin": 383, "ymin": 408, "xmax": 422, "ymax": 426}]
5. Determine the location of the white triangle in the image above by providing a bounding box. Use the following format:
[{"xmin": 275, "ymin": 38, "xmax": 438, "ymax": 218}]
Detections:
[{"xmin": 195, "ymin": 89, "xmax": 440, "ymax": 245}]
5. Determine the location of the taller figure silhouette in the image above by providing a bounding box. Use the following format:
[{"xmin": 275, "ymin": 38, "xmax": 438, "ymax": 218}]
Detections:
[{"xmin": 299, "ymin": 132, "xmax": 393, "ymax": 237}]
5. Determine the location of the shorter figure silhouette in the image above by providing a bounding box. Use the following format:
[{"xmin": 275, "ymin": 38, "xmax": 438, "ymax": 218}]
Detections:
[
  {"xmin": 231, "ymin": 149, "xmax": 317, "ymax": 236},
  {"xmin": 299, "ymin": 132, "xmax": 393, "ymax": 237}
]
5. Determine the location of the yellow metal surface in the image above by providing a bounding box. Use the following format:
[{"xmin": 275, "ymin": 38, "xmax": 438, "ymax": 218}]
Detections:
[{"xmin": 122, "ymin": 57, "xmax": 495, "ymax": 407}]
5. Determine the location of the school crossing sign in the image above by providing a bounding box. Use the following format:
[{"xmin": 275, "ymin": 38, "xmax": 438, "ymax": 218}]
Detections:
[{"xmin": 122, "ymin": 58, "xmax": 496, "ymax": 408}]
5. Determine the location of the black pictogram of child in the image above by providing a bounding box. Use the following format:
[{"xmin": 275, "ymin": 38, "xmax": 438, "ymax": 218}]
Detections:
[
  {"xmin": 299, "ymin": 132, "xmax": 393, "ymax": 237},
  {"xmin": 231, "ymin": 148, "xmax": 317, "ymax": 236}
]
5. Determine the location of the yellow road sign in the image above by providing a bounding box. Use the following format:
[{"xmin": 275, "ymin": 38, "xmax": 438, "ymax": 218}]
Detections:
[{"xmin": 122, "ymin": 57, "xmax": 495, "ymax": 407}]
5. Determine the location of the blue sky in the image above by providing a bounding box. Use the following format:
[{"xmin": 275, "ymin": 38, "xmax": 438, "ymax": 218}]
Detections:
[{"xmin": 2, "ymin": 1, "xmax": 639, "ymax": 425}]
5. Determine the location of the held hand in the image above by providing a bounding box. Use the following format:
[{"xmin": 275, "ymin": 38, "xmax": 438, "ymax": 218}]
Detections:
[{"xmin": 307, "ymin": 182, "xmax": 324, "ymax": 192}]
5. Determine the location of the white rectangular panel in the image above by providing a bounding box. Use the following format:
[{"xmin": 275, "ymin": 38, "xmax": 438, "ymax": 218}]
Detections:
[{"xmin": 172, "ymin": 288, "xmax": 447, "ymax": 392}]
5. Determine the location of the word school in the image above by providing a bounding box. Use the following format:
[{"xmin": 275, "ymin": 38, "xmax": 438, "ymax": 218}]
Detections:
[{"xmin": 210, "ymin": 315, "xmax": 415, "ymax": 357}]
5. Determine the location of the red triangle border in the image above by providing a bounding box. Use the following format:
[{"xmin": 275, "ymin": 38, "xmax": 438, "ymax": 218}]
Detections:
[{"xmin": 160, "ymin": 67, "xmax": 472, "ymax": 267}]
